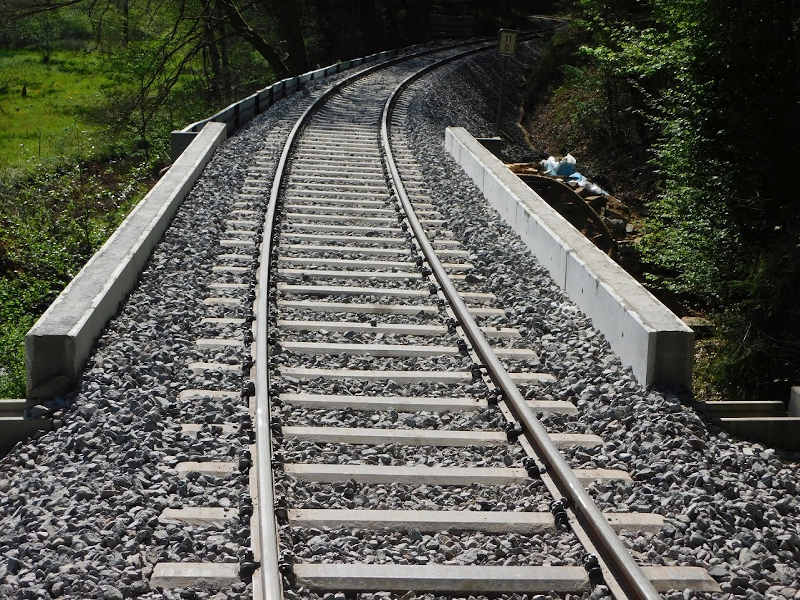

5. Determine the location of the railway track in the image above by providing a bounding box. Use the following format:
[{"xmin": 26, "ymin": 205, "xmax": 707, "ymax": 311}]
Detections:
[{"xmin": 148, "ymin": 42, "xmax": 718, "ymax": 599}]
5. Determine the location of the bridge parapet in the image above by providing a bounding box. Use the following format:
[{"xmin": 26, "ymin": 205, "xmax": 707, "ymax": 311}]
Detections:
[{"xmin": 26, "ymin": 122, "xmax": 227, "ymax": 398}]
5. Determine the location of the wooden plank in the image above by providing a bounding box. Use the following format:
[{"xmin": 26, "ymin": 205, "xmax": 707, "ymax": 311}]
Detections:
[
  {"xmin": 216, "ymin": 253, "xmax": 252, "ymax": 261},
  {"xmin": 548, "ymin": 433, "xmax": 603, "ymax": 448},
  {"xmin": 280, "ymin": 341, "xmax": 459, "ymax": 357},
  {"xmin": 280, "ymin": 367, "xmax": 555, "ymax": 385},
  {"xmin": 225, "ymin": 219, "xmax": 259, "ymax": 227},
  {"xmin": 150, "ymin": 563, "xmax": 239, "ymax": 588},
  {"xmin": 282, "ymin": 243, "xmax": 466, "ymax": 257},
  {"xmin": 278, "ymin": 299, "xmax": 436, "ymax": 315},
  {"xmin": 180, "ymin": 423, "xmax": 237, "ymax": 434},
  {"xmin": 196, "ymin": 338, "xmax": 243, "ymax": 349},
  {"xmin": 283, "ymin": 222, "xmax": 402, "ymax": 234},
  {"xmin": 208, "ymin": 282, "xmax": 248, "ymax": 290},
  {"xmin": 276, "ymin": 318, "xmax": 516, "ymax": 338},
  {"xmin": 175, "ymin": 461, "xmax": 236, "ymax": 477},
  {"xmin": 285, "ymin": 212, "xmax": 394, "ymax": 224},
  {"xmin": 203, "ymin": 296, "xmax": 240, "ymax": 306},
  {"xmin": 292, "ymin": 563, "xmax": 588, "ymax": 592},
  {"xmin": 286, "ymin": 197, "xmax": 386, "ymax": 208},
  {"xmin": 178, "ymin": 389, "xmax": 238, "ymax": 400},
  {"xmin": 189, "ymin": 362, "xmax": 240, "ymax": 373},
  {"xmin": 200, "ymin": 317, "xmax": 245, "ymax": 325},
  {"xmin": 282, "ymin": 425, "xmax": 596, "ymax": 448},
  {"xmin": 283, "ymin": 426, "xmax": 505, "ymax": 446},
  {"xmin": 277, "ymin": 319, "xmax": 446, "ymax": 336},
  {"xmin": 281, "ymin": 232, "xmax": 456, "ymax": 247},
  {"xmin": 280, "ymin": 340, "xmax": 535, "ymax": 360},
  {"xmin": 285, "ymin": 212, "xmax": 445, "ymax": 227},
  {"xmin": 285, "ymin": 463, "xmax": 529, "ymax": 485},
  {"xmin": 278, "ymin": 284, "xmax": 493, "ymax": 303},
  {"xmin": 278, "ymin": 255, "xmax": 468, "ymax": 272},
  {"xmin": 288, "ymin": 508, "xmax": 553, "ymax": 533},
  {"xmin": 159, "ymin": 507, "xmax": 237, "ymax": 525},
  {"xmin": 640, "ymin": 566, "xmax": 721, "ymax": 592},
  {"xmin": 283, "ymin": 243, "xmax": 411, "ymax": 257},
  {"xmin": 291, "ymin": 182, "xmax": 386, "ymax": 192},
  {"xmin": 283, "ymin": 205, "xmax": 395, "ymax": 216},
  {"xmin": 281, "ymin": 367, "xmax": 470, "ymax": 384},
  {"xmin": 285, "ymin": 463, "xmax": 629, "ymax": 485},
  {"xmin": 280, "ymin": 393, "xmax": 487, "ymax": 412},
  {"xmin": 604, "ymin": 512, "xmax": 664, "ymax": 533},
  {"xmin": 277, "ymin": 268, "xmax": 421, "ymax": 281}
]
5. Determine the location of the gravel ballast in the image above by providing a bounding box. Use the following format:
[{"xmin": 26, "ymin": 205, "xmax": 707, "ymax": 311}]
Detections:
[
  {"xmin": 0, "ymin": 58, "xmax": 393, "ymax": 600},
  {"xmin": 397, "ymin": 37, "xmax": 800, "ymax": 600},
  {"xmin": 2, "ymin": 34, "xmax": 797, "ymax": 600}
]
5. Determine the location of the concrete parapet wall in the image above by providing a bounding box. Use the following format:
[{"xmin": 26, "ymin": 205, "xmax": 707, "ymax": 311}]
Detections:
[
  {"xmin": 25, "ymin": 122, "xmax": 227, "ymax": 398},
  {"xmin": 170, "ymin": 48, "xmax": 410, "ymax": 158},
  {"xmin": 445, "ymin": 126, "xmax": 693, "ymax": 390}
]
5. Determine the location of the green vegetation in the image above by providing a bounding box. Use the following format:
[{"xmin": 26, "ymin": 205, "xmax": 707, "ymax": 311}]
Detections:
[
  {"xmin": 1, "ymin": 1, "xmax": 526, "ymax": 397},
  {"xmin": 0, "ymin": 159, "xmax": 153, "ymax": 396},
  {"xmin": 0, "ymin": 50, "xmax": 108, "ymax": 177},
  {"xmin": 530, "ymin": 1, "xmax": 799, "ymax": 400}
]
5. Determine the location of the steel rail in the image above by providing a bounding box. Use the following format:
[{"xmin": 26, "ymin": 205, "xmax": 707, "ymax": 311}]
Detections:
[
  {"xmin": 253, "ymin": 38, "xmax": 500, "ymax": 600},
  {"xmin": 379, "ymin": 53, "xmax": 662, "ymax": 600}
]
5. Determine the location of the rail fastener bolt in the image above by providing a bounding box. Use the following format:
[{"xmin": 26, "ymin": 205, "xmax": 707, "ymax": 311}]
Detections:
[
  {"xmin": 238, "ymin": 451, "xmax": 252, "ymax": 473},
  {"xmin": 470, "ymin": 363, "xmax": 487, "ymax": 382},
  {"xmin": 504, "ymin": 422, "xmax": 523, "ymax": 442},
  {"xmin": 522, "ymin": 457, "xmax": 540, "ymax": 478},
  {"xmin": 584, "ymin": 553, "xmax": 604, "ymax": 585},
  {"xmin": 238, "ymin": 561, "xmax": 260, "ymax": 581},
  {"xmin": 274, "ymin": 500, "xmax": 289, "ymax": 524},
  {"xmin": 457, "ymin": 339, "xmax": 469, "ymax": 355},
  {"xmin": 488, "ymin": 388, "xmax": 504, "ymax": 406},
  {"xmin": 279, "ymin": 559, "xmax": 295, "ymax": 584},
  {"xmin": 550, "ymin": 499, "xmax": 570, "ymax": 529}
]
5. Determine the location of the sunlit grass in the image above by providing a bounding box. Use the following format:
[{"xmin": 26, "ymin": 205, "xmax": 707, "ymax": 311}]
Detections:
[{"xmin": 0, "ymin": 49, "xmax": 109, "ymax": 177}]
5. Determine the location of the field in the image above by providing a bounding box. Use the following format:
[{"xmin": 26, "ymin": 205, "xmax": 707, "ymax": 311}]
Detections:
[{"xmin": 0, "ymin": 49, "xmax": 109, "ymax": 178}]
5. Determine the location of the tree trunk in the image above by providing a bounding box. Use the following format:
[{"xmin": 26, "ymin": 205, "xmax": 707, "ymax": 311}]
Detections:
[
  {"xmin": 271, "ymin": 0, "xmax": 308, "ymax": 75},
  {"xmin": 217, "ymin": 1, "xmax": 231, "ymax": 98},
  {"xmin": 220, "ymin": 0, "xmax": 290, "ymax": 78},
  {"xmin": 122, "ymin": 0, "xmax": 129, "ymax": 45},
  {"xmin": 356, "ymin": 0, "xmax": 380, "ymax": 54},
  {"xmin": 310, "ymin": 0, "xmax": 337, "ymax": 63},
  {"xmin": 204, "ymin": 0, "xmax": 222, "ymax": 98}
]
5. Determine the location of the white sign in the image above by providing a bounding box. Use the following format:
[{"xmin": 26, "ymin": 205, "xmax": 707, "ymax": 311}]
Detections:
[{"xmin": 498, "ymin": 29, "xmax": 518, "ymax": 56}]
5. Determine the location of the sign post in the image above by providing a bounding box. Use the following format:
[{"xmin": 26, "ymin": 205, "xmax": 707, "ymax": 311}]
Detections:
[{"xmin": 496, "ymin": 28, "xmax": 519, "ymax": 134}]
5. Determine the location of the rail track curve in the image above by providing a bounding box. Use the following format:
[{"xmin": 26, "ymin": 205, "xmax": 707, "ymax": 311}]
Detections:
[{"xmin": 141, "ymin": 40, "xmax": 716, "ymax": 600}]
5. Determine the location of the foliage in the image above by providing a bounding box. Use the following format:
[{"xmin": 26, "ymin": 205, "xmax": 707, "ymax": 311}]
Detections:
[
  {"xmin": 0, "ymin": 50, "xmax": 111, "ymax": 179},
  {"xmin": 0, "ymin": 159, "xmax": 152, "ymax": 396},
  {"xmin": 0, "ymin": 0, "xmax": 534, "ymax": 398},
  {"xmin": 570, "ymin": 0, "xmax": 800, "ymax": 399}
]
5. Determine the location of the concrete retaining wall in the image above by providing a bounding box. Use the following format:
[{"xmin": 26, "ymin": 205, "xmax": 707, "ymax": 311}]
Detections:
[
  {"xmin": 25, "ymin": 122, "xmax": 227, "ymax": 398},
  {"xmin": 445, "ymin": 127, "xmax": 693, "ymax": 390},
  {"xmin": 170, "ymin": 50, "xmax": 401, "ymax": 158}
]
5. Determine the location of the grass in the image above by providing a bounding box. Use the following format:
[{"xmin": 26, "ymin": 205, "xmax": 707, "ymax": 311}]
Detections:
[
  {"xmin": 0, "ymin": 158, "xmax": 155, "ymax": 397},
  {"xmin": 0, "ymin": 49, "xmax": 110, "ymax": 178},
  {"xmin": 0, "ymin": 48, "xmax": 161, "ymax": 397}
]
